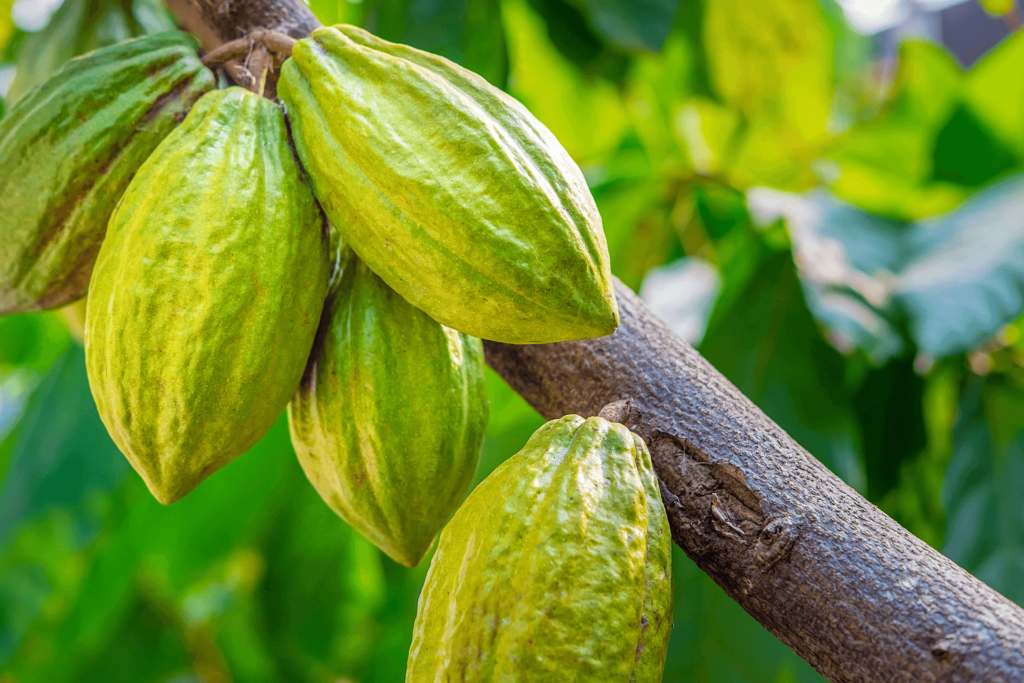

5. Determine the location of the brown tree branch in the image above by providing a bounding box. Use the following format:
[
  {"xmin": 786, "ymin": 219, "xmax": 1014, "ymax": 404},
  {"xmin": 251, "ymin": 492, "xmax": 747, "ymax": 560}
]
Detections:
[{"xmin": 165, "ymin": 1, "xmax": 1024, "ymax": 680}]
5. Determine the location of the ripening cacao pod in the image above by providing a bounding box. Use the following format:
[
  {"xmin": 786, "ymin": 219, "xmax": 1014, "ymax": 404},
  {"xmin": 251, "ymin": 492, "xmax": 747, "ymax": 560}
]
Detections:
[
  {"xmin": 6, "ymin": 0, "xmax": 177, "ymax": 103},
  {"xmin": 407, "ymin": 415, "xmax": 673, "ymax": 682},
  {"xmin": 0, "ymin": 31, "xmax": 214, "ymax": 315},
  {"xmin": 85, "ymin": 88, "xmax": 330, "ymax": 504},
  {"xmin": 289, "ymin": 246, "xmax": 489, "ymax": 567},
  {"xmin": 278, "ymin": 25, "xmax": 619, "ymax": 345}
]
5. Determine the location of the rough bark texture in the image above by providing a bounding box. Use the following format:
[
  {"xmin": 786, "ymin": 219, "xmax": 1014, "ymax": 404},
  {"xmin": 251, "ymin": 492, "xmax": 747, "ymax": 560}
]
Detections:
[
  {"xmin": 487, "ymin": 282, "xmax": 1024, "ymax": 682},
  {"xmin": 166, "ymin": 1, "xmax": 1024, "ymax": 680}
]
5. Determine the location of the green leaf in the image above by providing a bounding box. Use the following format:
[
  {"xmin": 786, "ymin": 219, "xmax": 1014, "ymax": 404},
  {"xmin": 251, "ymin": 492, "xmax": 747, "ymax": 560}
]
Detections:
[
  {"xmin": 363, "ymin": 0, "xmax": 509, "ymax": 86},
  {"xmin": 895, "ymin": 174, "xmax": 1024, "ymax": 357},
  {"xmin": 825, "ymin": 41, "xmax": 967, "ymax": 220},
  {"xmin": 963, "ymin": 31, "xmax": 1024, "ymax": 158},
  {"xmin": 942, "ymin": 376, "xmax": 1024, "ymax": 605},
  {"xmin": 852, "ymin": 357, "xmax": 928, "ymax": 501},
  {"xmin": 930, "ymin": 103, "xmax": 1019, "ymax": 187},
  {"xmin": 0, "ymin": 347, "xmax": 124, "ymax": 538},
  {"xmin": 567, "ymin": 0, "xmax": 679, "ymax": 52},
  {"xmin": 503, "ymin": 0, "xmax": 628, "ymax": 161},
  {"xmin": 747, "ymin": 188, "xmax": 906, "ymax": 364}
]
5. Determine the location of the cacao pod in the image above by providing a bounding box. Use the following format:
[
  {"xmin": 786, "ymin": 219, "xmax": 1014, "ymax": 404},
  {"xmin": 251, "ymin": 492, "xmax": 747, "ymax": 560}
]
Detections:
[
  {"xmin": 0, "ymin": 32, "xmax": 214, "ymax": 315},
  {"xmin": 85, "ymin": 87, "xmax": 330, "ymax": 505},
  {"xmin": 6, "ymin": 0, "xmax": 177, "ymax": 104},
  {"xmin": 278, "ymin": 25, "xmax": 619, "ymax": 345},
  {"xmin": 289, "ymin": 246, "xmax": 489, "ymax": 567},
  {"xmin": 407, "ymin": 415, "xmax": 673, "ymax": 682}
]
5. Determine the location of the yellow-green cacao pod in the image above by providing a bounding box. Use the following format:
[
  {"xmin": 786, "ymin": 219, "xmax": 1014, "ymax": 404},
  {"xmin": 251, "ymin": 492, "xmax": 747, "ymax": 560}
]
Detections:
[
  {"xmin": 278, "ymin": 25, "xmax": 618, "ymax": 345},
  {"xmin": 0, "ymin": 32, "xmax": 214, "ymax": 315},
  {"xmin": 85, "ymin": 87, "xmax": 330, "ymax": 504},
  {"xmin": 407, "ymin": 415, "xmax": 673, "ymax": 682},
  {"xmin": 288, "ymin": 247, "xmax": 489, "ymax": 567}
]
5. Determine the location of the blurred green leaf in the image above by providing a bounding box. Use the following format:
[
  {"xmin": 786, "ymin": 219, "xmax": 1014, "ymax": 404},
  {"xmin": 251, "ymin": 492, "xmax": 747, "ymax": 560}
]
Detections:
[
  {"xmin": 963, "ymin": 31, "xmax": 1024, "ymax": 158},
  {"xmin": 895, "ymin": 174, "xmax": 1024, "ymax": 358},
  {"xmin": 308, "ymin": 0, "xmax": 364, "ymax": 26},
  {"xmin": 504, "ymin": 0, "xmax": 628, "ymax": 161},
  {"xmin": 931, "ymin": 103, "xmax": 1019, "ymax": 187},
  {"xmin": 942, "ymin": 376, "xmax": 1024, "ymax": 605},
  {"xmin": 0, "ymin": 312, "xmax": 71, "ymax": 374},
  {"xmin": 747, "ymin": 188, "xmax": 906, "ymax": 364},
  {"xmin": 567, "ymin": 0, "xmax": 678, "ymax": 52},
  {"xmin": 363, "ymin": 0, "xmax": 509, "ymax": 86},
  {"xmin": 0, "ymin": 348, "xmax": 126, "ymax": 541},
  {"xmin": 852, "ymin": 357, "xmax": 927, "ymax": 501},
  {"xmin": 825, "ymin": 41, "xmax": 967, "ymax": 220}
]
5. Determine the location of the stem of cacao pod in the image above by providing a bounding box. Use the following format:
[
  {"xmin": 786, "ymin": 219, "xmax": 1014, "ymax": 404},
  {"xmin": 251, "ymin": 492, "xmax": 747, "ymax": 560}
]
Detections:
[{"xmin": 165, "ymin": 1, "xmax": 1024, "ymax": 681}]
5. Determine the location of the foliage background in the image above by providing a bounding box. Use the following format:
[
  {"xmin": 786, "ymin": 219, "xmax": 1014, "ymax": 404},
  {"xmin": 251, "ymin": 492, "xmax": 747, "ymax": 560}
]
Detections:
[{"xmin": 2, "ymin": 0, "xmax": 1024, "ymax": 681}]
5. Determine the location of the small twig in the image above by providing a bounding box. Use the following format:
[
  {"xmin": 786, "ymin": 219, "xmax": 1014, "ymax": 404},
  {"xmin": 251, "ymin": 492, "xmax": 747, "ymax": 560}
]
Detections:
[{"xmin": 201, "ymin": 29, "xmax": 296, "ymax": 67}]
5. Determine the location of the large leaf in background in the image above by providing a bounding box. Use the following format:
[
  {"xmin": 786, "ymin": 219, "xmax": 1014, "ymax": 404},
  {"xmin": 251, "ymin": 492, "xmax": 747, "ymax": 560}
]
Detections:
[
  {"xmin": 503, "ymin": 0, "xmax": 628, "ymax": 161},
  {"xmin": 700, "ymin": 244, "xmax": 865, "ymax": 490},
  {"xmin": 524, "ymin": 0, "xmax": 629, "ymax": 79},
  {"xmin": 566, "ymin": 0, "xmax": 678, "ymax": 53},
  {"xmin": 943, "ymin": 376, "xmax": 1024, "ymax": 606},
  {"xmin": 361, "ymin": 0, "xmax": 508, "ymax": 86},
  {"xmin": 931, "ymin": 103, "xmax": 1020, "ymax": 188},
  {"xmin": 6, "ymin": 415, "xmax": 302, "ymax": 681},
  {"xmin": 852, "ymin": 356, "xmax": 928, "ymax": 502},
  {"xmin": 896, "ymin": 174, "xmax": 1024, "ymax": 358},
  {"xmin": 825, "ymin": 41, "xmax": 967, "ymax": 220},
  {"xmin": 704, "ymin": 0, "xmax": 833, "ymax": 190},
  {"xmin": 0, "ymin": 348, "xmax": 126, "ymax": 541},
  {"xmin": 749, "ymin": 176, "xmax": 1024, "ymax": 362},
  {"xmin": 963, "ymin": 31, "xmax": 1024, "ymax": 158},
  {"xmin": 747, "ymin": 188, "xmax": 906, "ymax": 365}
]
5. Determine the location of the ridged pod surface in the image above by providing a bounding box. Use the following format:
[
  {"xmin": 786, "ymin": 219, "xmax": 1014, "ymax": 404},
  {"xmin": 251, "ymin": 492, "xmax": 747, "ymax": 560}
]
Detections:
[
  {"xmin": 0, "ymin": 31, "xmax": 214, "ymax": 314},
  {"xmin": 278, "ymin": 25, "xmax": 618, "ymax": 345},
  {"xmin": 289, "ymin": 247, "xmax": 488, "ymax": 567},
  {"xmin": 407, "ymin": 415, "xmax": 673, "ymax": 682},
  {"xmin": 85, "ymin": 88, "xmax": 329, "ymax": 504}
]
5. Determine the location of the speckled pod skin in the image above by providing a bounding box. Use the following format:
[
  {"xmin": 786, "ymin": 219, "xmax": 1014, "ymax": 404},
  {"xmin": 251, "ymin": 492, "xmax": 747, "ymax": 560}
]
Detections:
[
  {"xmin": 288, "ymin": 247, "xmax": 489, "ymax": 567},
  {"xmin": 85, "ymin": 88, "xmax": 330, "ymax": 505},
  {"xmin": 278, "ymin": 25, "xmax": 618, "ymax": 345},
  {"xmin": 0, "ymin": 32, "xmax": 214, "ymax": 314},
  {"xmin": 407, "ymin": 415, "xmax": 673, "ymax": 682}
]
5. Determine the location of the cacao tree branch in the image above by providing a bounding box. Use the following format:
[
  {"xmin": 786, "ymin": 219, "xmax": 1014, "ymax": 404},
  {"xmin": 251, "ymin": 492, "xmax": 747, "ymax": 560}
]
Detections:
[{"xmin": 165, "ymin": 1, "xmax": 1024, "ymax": 680}]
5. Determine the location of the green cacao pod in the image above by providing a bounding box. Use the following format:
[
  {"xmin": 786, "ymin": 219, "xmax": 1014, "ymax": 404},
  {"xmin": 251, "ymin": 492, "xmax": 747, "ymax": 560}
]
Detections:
[
  {"xmin": 407, "ymin": 415, "xmax": 673, "ymax": 682},
  {"xmin": 0, "ymin": 32, "xmax": 214, "ymax": 315},
  {"xmin": 7, "ymin": 0, "xmax": 177, "ymax": 104},
  {"xmin": 278, "ymin": 25, "xmax": 618, "ymax": 345},
  {"xmin": 85, "ymin": 87, "xmax": 330, "ymax": 504},
  {"xmin": 288, "ymin": 246, "xmax": 489, "ymax": 567}
]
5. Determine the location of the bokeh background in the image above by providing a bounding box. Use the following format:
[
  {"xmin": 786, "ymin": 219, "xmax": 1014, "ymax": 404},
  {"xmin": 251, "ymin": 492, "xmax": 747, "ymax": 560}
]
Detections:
[{"xmin": 2, "ymin": 0, "xmax": 1024, "ymax": 680}]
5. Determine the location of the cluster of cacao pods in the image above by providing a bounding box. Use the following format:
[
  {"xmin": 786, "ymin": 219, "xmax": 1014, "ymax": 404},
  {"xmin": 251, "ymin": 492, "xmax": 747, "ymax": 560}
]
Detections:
[
  {"xmin": 0, "ymin": 20, "xmax": 674, "ymax": 679},
  {"xmin": 0, "ymin": 24, "xmax": 618, "ymax": 562}
]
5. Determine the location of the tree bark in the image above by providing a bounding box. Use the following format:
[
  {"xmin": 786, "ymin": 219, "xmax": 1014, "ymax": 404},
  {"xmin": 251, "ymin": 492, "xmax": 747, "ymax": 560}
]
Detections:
[{"xmin": 166, "ymin": 1, "xmax": 1024, "ymax": 680}]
